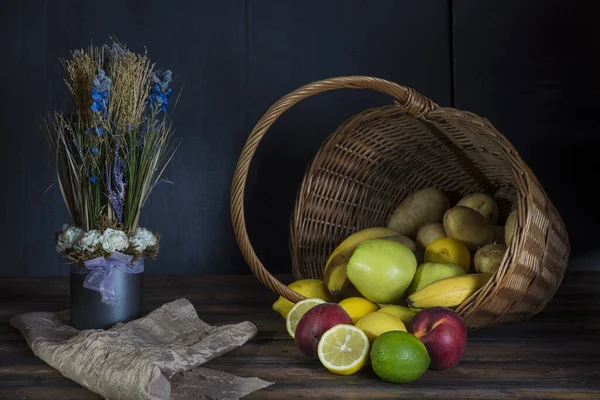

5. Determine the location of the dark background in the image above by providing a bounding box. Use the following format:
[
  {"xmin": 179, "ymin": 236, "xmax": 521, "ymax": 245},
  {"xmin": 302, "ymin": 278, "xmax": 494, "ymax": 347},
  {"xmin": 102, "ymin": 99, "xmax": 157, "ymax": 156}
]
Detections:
[{"xmin": 1, "ymin": 0, "xmax": 598, "ymax": 276}]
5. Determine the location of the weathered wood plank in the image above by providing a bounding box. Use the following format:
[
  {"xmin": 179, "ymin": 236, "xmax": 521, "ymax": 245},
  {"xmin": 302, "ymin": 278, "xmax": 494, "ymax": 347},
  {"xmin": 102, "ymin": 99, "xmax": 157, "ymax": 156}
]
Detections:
[{"xmin": 0, "ymin": 272, "xmax": 599, "ymax": 399}]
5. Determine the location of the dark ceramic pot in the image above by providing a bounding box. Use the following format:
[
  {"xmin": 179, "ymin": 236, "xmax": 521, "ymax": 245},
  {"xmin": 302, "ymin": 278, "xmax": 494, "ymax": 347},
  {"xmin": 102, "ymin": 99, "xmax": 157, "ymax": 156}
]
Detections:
[{"xmin": 70, "ymin": 268, "xmax": 143, "ymax": 330}]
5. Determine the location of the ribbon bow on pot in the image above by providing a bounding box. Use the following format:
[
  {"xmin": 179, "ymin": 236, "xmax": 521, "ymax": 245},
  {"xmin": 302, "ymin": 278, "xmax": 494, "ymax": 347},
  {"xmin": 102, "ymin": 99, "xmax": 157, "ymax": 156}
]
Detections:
[{"xmin": 80, "ymin": 251, "xmax": 144, "ymax": 305}]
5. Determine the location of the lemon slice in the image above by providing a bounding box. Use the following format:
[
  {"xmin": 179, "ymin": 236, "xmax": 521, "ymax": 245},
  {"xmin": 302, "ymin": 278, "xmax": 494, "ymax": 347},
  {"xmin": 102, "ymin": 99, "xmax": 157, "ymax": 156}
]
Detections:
[
  {"xmin": 317, "ymin": 324, "xmax": 369, "ymax": 375},
  {"xmin": 286, "ymin": 298, "xmax": 326, "ymax": 338}
]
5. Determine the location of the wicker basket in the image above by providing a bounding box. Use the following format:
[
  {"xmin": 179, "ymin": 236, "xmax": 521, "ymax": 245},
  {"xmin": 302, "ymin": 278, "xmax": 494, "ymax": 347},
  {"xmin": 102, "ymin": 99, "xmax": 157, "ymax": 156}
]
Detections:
[{"xmin": 231, "ymin": 76, "xmax": 570, "ymax": 329}]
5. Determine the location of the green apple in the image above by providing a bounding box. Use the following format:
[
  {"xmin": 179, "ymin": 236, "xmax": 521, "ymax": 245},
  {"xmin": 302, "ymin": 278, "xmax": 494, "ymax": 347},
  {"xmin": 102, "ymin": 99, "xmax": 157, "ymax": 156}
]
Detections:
[
  {"xmin": 347, "ymin": 239, "xmax": 417, "ymax": 304},
  {"xmin": 407, "ymin": 262, "xmax": 466, "ymax": 295}
]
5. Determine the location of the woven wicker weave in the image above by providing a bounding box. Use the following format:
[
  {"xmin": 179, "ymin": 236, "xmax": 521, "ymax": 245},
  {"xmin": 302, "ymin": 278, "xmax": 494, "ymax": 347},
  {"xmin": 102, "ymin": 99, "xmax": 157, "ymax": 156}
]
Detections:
[{"xmin": 231, "ymin": 76, "xmax": 570, "ymax": 329}]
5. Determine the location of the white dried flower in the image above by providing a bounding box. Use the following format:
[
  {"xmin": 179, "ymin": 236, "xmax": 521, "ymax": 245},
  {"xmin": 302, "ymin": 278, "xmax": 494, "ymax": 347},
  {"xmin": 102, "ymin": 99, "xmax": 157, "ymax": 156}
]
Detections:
[
  {"xmin": 74, "ymin": 230, "xmax": 102, "ymax": 252},
  {"xmin": 129, "ymin": 227, "xmax": 158, "ymax": 252},
  {"xmin": 100, "ymin": 228, "xmax": 129, "ymax": 253},
  {"xmin": 56, "ymin": 226, "xmax": 84, "ymax": 253}
]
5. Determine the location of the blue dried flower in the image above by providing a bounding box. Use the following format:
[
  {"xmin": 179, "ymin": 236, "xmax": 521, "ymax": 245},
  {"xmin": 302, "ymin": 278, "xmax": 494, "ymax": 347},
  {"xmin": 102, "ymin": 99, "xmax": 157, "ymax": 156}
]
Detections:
[
  {"xmin": 152, "ymin": 70, "xmax": 172, "ymax": 92},
  {"xmin": 91, "ymin": 147, "xmax": 100, "ymax": 155},
  {"xmin": 93, "ymin": 70, "xmax": 111, "ymax": 92},
  {"xmin": 147, "ymin": 70, "xmax": 173, "ymax": 113},
  {"xmin": 89, "ymin": 176, "xmax": 99, "ymax": 184},
  {"xmin": 90, "ymin": 69, "xmax": 111, "ymax": 115},
  {"xmin": 90, "ymin": 101, "xmax": 103, "ymax": 113},
  {"xmin": 95, "ymin": 127, "xmax": 104, "ymax": 136}
]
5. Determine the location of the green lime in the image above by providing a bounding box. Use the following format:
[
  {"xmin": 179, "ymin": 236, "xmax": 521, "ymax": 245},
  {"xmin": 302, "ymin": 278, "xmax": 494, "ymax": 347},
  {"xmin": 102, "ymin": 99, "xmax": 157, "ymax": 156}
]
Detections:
[{"xmin": 370, "ymin": 331, "xmax": 430, "ymax": 383}]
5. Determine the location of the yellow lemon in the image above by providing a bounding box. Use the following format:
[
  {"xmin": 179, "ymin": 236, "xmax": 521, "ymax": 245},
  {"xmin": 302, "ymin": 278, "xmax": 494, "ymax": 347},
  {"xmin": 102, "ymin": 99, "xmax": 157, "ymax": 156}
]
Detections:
[
  {"xmin": 317, "ymin": 324, "xmax": 370, "ymax": 375},
  {"xmin": 338, "ymin": 297, "xmax": 380, "ymax": 324},
  {"xmin": 424, "ymin": 237, "xmax": 470, "ymax": 271},
  {"xmin": 378, "ymin": 305, "xmax": 416, "ymax": 325},
  {"xmin": 355, "ymin": 311, "xmax": 406, "ymax": 344},
  {"xmin": 272, "ymin": 279, "xmax": 333, "ymax": 318}
]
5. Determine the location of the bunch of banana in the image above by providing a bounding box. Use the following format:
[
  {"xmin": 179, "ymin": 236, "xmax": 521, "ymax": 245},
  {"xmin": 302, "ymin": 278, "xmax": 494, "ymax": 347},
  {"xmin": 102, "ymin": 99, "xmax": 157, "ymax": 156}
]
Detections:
[
  {"xmin": 406, "ymin": 273, "xmax": 492, "ymax": 308},
  {"xmin": 323, "ymin": 227, "xmax": 398, "ymax": 296}
]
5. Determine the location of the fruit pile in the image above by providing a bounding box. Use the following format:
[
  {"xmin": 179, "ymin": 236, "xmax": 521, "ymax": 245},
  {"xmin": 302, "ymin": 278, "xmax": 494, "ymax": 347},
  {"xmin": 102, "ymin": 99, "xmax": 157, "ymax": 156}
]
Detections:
[{"xmin": 272, "ymin": 187, "xmax": 517, "ymax": 382}]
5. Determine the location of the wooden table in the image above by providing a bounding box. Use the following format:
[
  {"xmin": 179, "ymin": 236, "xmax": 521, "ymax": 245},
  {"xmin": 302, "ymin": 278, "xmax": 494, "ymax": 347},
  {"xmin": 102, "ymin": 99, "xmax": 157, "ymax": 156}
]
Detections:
[{"xmin": 1, "ymin": 268, "xmax": 599, "ymax": 399}]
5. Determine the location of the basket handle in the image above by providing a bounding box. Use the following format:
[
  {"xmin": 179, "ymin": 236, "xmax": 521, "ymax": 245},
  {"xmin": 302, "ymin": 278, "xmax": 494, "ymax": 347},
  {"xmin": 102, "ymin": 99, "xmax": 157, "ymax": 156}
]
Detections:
[{"xmin": 231, "ymin": 76, "xmax": 438, "ymax": 303}]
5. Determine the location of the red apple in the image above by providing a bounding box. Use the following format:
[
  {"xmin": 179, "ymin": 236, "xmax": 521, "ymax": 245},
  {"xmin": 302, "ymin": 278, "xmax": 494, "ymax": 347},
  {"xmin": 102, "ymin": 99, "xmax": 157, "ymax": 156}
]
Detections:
[
  {"xmin": 408, "ymin": 306, "xmax": 466, "ymax": 370},
  {"xmin": 294, "ymin": 303, "xmax": 353, "ymax": 357}
]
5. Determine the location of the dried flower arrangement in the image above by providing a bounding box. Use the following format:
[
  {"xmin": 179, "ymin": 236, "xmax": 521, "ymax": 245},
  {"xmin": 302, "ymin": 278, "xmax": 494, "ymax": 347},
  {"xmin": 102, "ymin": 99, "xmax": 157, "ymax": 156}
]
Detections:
[{"xmin": 45, "ymin": 40, "xmax": 179, "ymax": 266}]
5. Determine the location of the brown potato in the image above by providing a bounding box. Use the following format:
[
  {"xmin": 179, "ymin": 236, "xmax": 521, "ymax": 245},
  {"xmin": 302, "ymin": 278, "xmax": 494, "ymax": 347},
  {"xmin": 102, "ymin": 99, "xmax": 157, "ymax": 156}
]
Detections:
[
  {"xmin": 457, "ymin": 193, "xmax": 499, "ymax": 224},
  {"xmin": 443, "ymin": 206, "xmax": 494, "ymax": 251},
  {"xmin": 387, "ymin": 187, "xmax": 450, "ymax": 239},
  {"xmin": 505, "ymin": 209, "xmax": 518, "ymax": 245},
  {"xmin": 493, "ymin": 225, "xmax": 505, "ymax": 245},
  {"xmin": 416, "ymin": 222, "xmax": 447, "ymax": 249},
  {"xmin": 382, "ymin": 234, "xmax": 417, "ymax": 255},
  {"xmin": 474, "ymin": 244, "xmax": 507, "ymax": 273}
]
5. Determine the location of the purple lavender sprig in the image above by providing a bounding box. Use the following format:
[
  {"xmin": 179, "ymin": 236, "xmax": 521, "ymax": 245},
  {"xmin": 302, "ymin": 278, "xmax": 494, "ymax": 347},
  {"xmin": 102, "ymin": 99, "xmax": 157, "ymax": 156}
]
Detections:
[
  {"xmin": 137, "ymin": 120, "xmax": 150, "ymax": 149},
  {"xmin": 106, "ymin": 139, "xmax": 127, "ymax": 222}
]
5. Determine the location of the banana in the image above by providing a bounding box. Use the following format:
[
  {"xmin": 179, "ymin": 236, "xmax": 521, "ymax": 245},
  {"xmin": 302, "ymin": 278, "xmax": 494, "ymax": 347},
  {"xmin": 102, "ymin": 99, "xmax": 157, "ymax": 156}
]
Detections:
[
  {"xmin": 407, "ymin": 262, "xmax": 466, "ymax": 295},
  {"xmin": 406, "ymin": 273, "xmax": 492, "ymax": 309},
  {"xmin": 323, "ymin": 263, "xmax": 349, "ymax": 296},
  {"xmin": 325, "ymin": 227, "xmax": 399, "ymax": 269},
  {"xmin": 323, "ymin": 227, "xmax": 398, "ymax": 295}
]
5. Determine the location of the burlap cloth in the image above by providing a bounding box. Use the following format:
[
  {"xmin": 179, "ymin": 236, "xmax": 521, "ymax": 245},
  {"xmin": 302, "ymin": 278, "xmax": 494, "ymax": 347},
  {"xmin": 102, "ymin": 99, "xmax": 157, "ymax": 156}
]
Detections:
[{"xmin": 9, "ymin": 298, "xmax": 273, "ymax": 400}]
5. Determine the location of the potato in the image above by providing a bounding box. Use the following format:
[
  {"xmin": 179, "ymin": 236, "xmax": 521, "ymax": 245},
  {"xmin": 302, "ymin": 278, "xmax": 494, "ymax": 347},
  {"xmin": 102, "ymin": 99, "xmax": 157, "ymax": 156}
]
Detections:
[
  {"xmin": 387, "ymin": 187, "xmax": 450, "ymax": 239},
  {"xmin": 474, "ymin": 244, "xmax": 507, "ymax": 273},
  {"xmin": 457, "ymin": 193, "xmax": 499, "ymax": 224},
  {"xmin": 416, "ymin": 222, "xmax": 447, "ymax": 249},
  {"xmin": 493, "ymin": 225, "xmax": 505, "ymax": 245},
  {"xmin": 382, "ymin": 234, "xmax": 417, "ymax": 254},
  {"xmin": 505, "ymin": 209, "xmax": 518, "ymax": 246},
  {"xmin": 443, "ymin": 206, "xmax": 494, "ymax": 251}
]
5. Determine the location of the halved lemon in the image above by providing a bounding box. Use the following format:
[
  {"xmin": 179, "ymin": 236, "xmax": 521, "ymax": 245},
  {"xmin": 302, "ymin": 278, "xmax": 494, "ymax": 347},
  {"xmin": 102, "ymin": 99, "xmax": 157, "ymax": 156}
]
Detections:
[
  {"xmin": 286, "ymin": 298, "xmax": 326, "ymax": 338},
  {"xmin": 317, "ymin": 324, "xmax": 369, "ymax": 375}
]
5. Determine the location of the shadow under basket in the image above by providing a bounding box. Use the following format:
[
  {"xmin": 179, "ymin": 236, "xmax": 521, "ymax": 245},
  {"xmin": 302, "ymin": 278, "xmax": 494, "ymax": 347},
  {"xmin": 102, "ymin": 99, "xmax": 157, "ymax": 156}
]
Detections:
[
  {"xmin": 231, "ymin": 76, "xmax": 570, "ymax": 330},
  {"xmin": 70, "ymin": 269, "xmax": 143, "ymax": 330}
]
